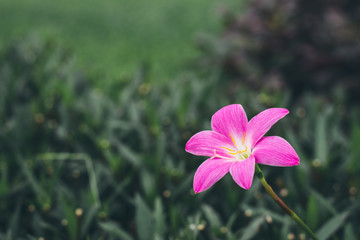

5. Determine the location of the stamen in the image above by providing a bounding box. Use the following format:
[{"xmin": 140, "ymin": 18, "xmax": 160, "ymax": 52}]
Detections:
[
  {"xmin": 216, "ymin": 132, "xmax": 249, "ymax": 160},
  {"xmin": 221, "ymin": 147, "xmax": 236, "ymax": 152},
  {"xmin": 229, "ymin": 133, "xmax": 237, "ymax": 147},
  {"xmin": 227, "ymin": 146, "xmax": 248, "ymax": 155},
  {"xmin": 212, "ymin": 149, "xmax": 235, "ymax": 161}
]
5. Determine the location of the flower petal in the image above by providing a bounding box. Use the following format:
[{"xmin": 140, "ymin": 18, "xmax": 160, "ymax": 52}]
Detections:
[
  {"xmin": 185, "ymin": 131, "xmax": 233, "ymax": 157},
  {"xmin": 246, "ymin": 108, "xmax": 289, "ymax": 148},
  {"xmin": 229, "ymin": 155, "xmax": 255, "ymax": 190},
  {"xmin": 193, "ymin": 158, "xmax": 233, "ymax": 193},
  {"xmin": 253, "ymin": 136, "xmax": 300, "ymax": 166},
  {"xmin": 211, "ymin": 104, "xmax": 248, "ymax": 144}
]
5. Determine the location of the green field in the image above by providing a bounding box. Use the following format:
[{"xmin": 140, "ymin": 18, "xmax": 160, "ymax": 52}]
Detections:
[{"xmin": 0, "ymin": 0, "xmax": 239, "ymax": 82}]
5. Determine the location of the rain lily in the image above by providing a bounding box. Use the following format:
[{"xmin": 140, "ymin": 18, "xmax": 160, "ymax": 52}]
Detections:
[
  {"xmin": 185, "ymin": 104, "xmax": 299, "ymax": 193},
  {"xmin": 185, "ymin": 105, "xmax": 319, "ymax": 240}
]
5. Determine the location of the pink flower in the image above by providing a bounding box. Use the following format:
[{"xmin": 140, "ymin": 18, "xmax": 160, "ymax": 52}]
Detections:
[{"xmin": 185, "ymin": 104, "xmax": 299, "ymax": 193}]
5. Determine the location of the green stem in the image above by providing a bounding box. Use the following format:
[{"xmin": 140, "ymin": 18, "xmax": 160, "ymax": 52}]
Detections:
[{"xmin": 255, "ymin": 164, "xmax": 319, "ymax": 240}]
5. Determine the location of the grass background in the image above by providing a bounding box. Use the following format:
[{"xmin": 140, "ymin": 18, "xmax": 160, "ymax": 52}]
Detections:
[{"xmin": 0, "ymin": 0, "xmax": 240, "ymax": 83}]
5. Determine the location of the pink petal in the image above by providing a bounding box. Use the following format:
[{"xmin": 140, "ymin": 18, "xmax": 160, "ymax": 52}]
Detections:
[
  {"xmin": 246, "ymin": 108, "xmax": 289, "ymax": 148},
  {"xmin": 229, "ymin": 155, "xmax": 255, "ymax": 190},
  {"xmin": 253, "ymin": 136, "xmax": 300, "ymax": 166},
  {"xmin": 193, "ymin": 158, "xmax": 234, "ymax": 193},
  {"xmin": 211, "ymin": 104, "xmax": 248, "ymax": 144},
  {"xmin": 185, "ymin": 131, "xmax": 233, "ymax": 157}
]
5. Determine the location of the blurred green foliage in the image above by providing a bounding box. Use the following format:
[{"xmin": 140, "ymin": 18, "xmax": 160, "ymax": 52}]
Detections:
[
  {"xmin": 0, "ymin": 0, "xmax": 239, "ymax": 82},
  {"xmin": 1, "ymin": 0, "xmax": 360, "ymax": 239},
  {"xmin": 0, "ymin": 35, "xmax": 359, "ymax": 240}
]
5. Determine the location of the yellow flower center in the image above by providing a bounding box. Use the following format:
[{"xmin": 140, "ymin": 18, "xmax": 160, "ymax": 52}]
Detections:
[{"xmin": 221, "ymin": 132, "xmax": 250, "ymax": 160}]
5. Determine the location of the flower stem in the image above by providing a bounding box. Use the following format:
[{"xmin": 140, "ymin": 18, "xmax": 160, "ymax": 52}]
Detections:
[{"xmin": 254, "ymin": 164, "xmax": 318, "ymax": 240}]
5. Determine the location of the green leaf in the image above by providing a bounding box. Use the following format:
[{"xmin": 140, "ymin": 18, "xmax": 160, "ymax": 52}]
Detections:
[
  {"xmin": 281, "ymin": 218, "xmax": 291, "ymax": 239},
  {"xmin": 8, "ymin": 201, "xmax": 21, "ymax": 239},
  {"xmin": 348, "ymin": 121, "xmax": 360, "ymax": 173},
  {"xmin": 226, "ymin": 210, "xmax": 240, "ymax": 230},
  {"xmin": 116, "ymin": 141, "xmax": 141, "ymax": 167},
  {"xmin": 343, "ymin": 224, "xmax": 357, "ymax": 240},
  {"xmin": 0, "ymin": 161, "xmax": 8, "ymax": 195},
  {"xmin": 60, "ymin": 196, "xmax": 77, "ymax": 240},
  {"xmin": 141, "ymin": 169, "xmax": 155, "ymax": 198},
  {"xmin": 315, "ymin": 113, "xmax": 327, "ymax": 165},
  {"xmin": 154, "ymin": 197, "xmax": 165, "ymax": 239},
  {"xmin": 310, "ymin": 189, "xmax": 337, "ymax": 215},
  {"xmin": 316, "ymin": 211, "xmax": 349, "ymax": 240},
  {"xmin": 240, "ymin": 217, "xmax": 264, "ymax": 240},
  {"xmin": 99, "ymin": 221, "xmax": 133, "ymax": 240},
  {"xmin": 135, "ymin": 194, "xmax": 155, "ymax": 240},
  {"xmin": 16, "ymin": 155, "xmax": 49, "ymax": 204},
  {"xmin": 306, "ymin": 195, "xmax": 318, "ymax": 229},
  {"xmin": 202, "ymin": 204, "xmax": 222, "ymax": 229},
  {"xmin": 81, "ymin": 205, "xmax": 98, "ymax": 238}
]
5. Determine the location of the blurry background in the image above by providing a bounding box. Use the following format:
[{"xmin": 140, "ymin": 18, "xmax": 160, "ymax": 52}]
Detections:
[
  {"xmin": 0, "ymin": 0, "xmax": 359, "ymax": 239},
  {"xmin": 0, "ymin": 0, "xmax": 239, "ymax": 83}
]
